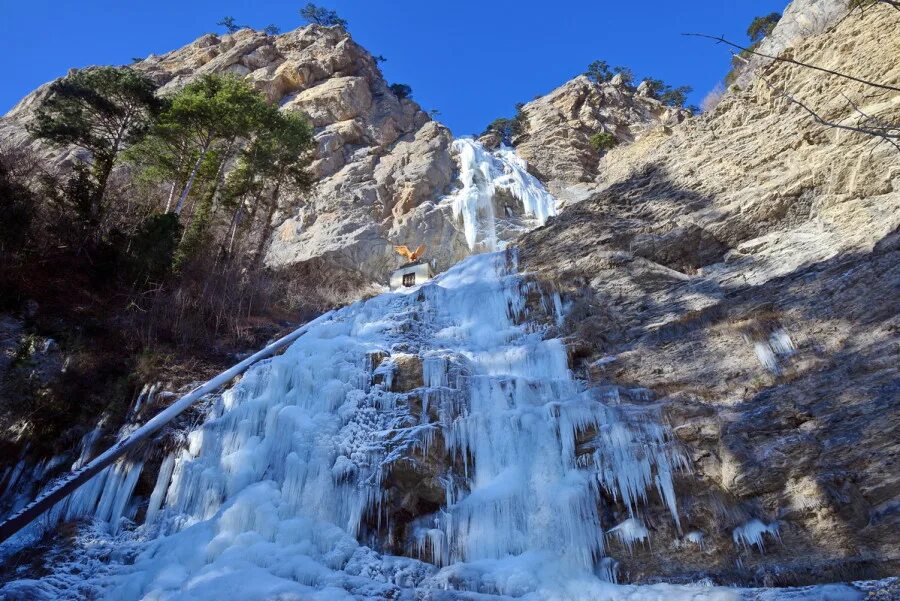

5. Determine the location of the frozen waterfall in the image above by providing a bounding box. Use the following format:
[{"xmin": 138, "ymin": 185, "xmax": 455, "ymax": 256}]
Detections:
[
  {"xmin": 445, "ymin": 138, "xmax": 557, "ymax": 251},
  {"xmin": 0, "ymin": 143, "xmax": 837, "ymax": 601},
  {"xmin": 0, "ymin": 250, "xmax": 700, "ymax": 600}
]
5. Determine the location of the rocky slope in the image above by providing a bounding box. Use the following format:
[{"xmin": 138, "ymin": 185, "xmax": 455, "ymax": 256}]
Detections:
[
  {"xmin": 0, "ymin": 25, "xmax": 688, "ymax": 285},
  {"xmin": 0, "ymin": 25, "xmax": 466, "ymax": 282},
  {"xmin": 0, "ymin": 0, "xmax": 898, "ymax": 591},
  {"xmin": 518, "ymin": 0, "xmax": 900, "ymax": 585},
  {"xmin": 510, "ymin": 74, "xmax": 689, "ymax": 201}
]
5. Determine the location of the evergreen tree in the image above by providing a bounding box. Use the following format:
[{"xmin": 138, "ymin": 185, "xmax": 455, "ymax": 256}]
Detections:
[
  {"xmin": 29, "ymin": 67, "xmax": 161, "ymax": 229},
  {"xmin": 612, "ymin": 66, "xmax": 634, "ymax": 86},
  {"xmin": 217, "ymin": 16, "xmax": 242, "ymax": 33},
  {"xmin": 135, "ymin": 75, "xmax": 272, "ymax": 216},
  {"xmin": 747, "ymin": 12, "xmax": 781, "ymax": 43},
  {"xmin": 586, "ymin": 60, "xmax": 635, "ymax": 85},
  {"xmin": 221, "ymin": 109, "xmax": 314, "ymax": 260},
  {"xmin": 299, "ymin": 3, "xmax": 348, "ymax": 28},
  {"xmin": 589, "ymin": 131, "xmax": 617, "ymax": 153},
  {"xmin": 389, "ymin": 83, "xmax": 413, "ymax": 100},
  {"xmin": 585, "ymin": 60, "xmax": 612, "ymax": 83},
  {"xmin": 642, "ymin": 78, "xmax": 692, "ymax": 108},
  {"xmin": 482, "ymin": 104, "xmax": 528, "ymax": 146}
]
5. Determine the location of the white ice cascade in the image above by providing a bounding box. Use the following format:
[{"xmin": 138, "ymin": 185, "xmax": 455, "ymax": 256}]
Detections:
[
  {"xmin": 0, "ymin": 152, "xmax": 702, "ymax": 600},
  {"xmin": 446, "ymin": 138, "xmax": 557, "ymax": 251},
  {"xmin": 0, "ymin": 249, "xmax": 697, "ymax": 600}
]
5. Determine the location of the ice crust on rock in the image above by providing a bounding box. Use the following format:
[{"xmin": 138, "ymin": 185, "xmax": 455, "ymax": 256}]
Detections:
[{"xmin": 733, "ymin": 519, "xmax": 782, "ymax": 553}]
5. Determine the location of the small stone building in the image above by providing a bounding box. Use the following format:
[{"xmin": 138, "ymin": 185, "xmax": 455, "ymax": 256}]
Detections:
[{"xmin": 389, "ymin": 262, "xmax": 432, "ymax": 290}]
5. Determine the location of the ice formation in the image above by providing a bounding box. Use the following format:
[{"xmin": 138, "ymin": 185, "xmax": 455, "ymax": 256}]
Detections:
[
  {"xmin": 0, "ymin": 248, "xmax": 695, "ymax": 599},
  {"xmin": 0, "ymin": 145, "xmax": 846, "ymax": 601},
  {"xmin": 445, "ymin": 138, "xmax": 557, "ymax": 250},
  {"xmin": 732, "ymin": 519, "xmax": 782, "ymax": 553},
  {"xmin": 752, "ymin": 327, "xmax": 796, "ymax": 373}
]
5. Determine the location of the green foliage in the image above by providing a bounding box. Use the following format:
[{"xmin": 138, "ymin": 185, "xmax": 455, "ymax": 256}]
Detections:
[
  {"xmin": 263, "ymin": 24, "xmax": 280, "ymax": 35},
  {"xmin": 127, "ymin": 213, "xmax": 182, "ymax": 286},
  {"xmin": 38, "ymin": 162, "xmax": 99, "ymax": 240},
  {"xmin": 482, "ymin": 103, "xmax": 528, "ymax": 146},
  {"xmin": 132, "ymin": 74, "xmax": 273, "ymax": 215},
  {"xmin": 62, "ymin": 164, "xmax": 99, "ymax": 225},
  {"xmin": 643, "ymin": 78, "xmax": 693, "ymax": 108},
  {"xmin": 585, "ymin": 60, "xmax": 634, "ymax": 85},
  {"xmin": 28, "ymin": 67, "xmax": 161, "ymax": 221},
  {"xmin": 588, "ymin": 131, "xmax": 618, "ymax": 153},
  {"xmin": 30, "ymin": 67, "xmax": 160, "ymax": 158},
  {"xmin": 373, "ymin": 55, "xmax": 387, "ymax": 64},
  {"xmin": 253, "ymin": 110, "xmax": 316, "ymax": 194},
  {"xmin": 224, "ymin": 109, "xmax": 315, "ymax": 262},
  {"xmin": 299, "ymin": 3, "xmax": 347, "ymax": 28},
  {"xmin": 389, "ymin": 83, "xmax": 413, "ymax": 100},
  {"xmin": 747, "ymin": 12, "xmax": 781, "ymax": 43},
  {"xmin": 723, "ymin": 12, "xmax": 782, "ymax": 86},
  {"xmin": 612, "ymin": 66, "xmax": 634, "ymax": 86},
  {"xmin": 585, "ymin": 60, "xmax": 613, "ymax": 83},
  {"xmin": 218, "ymin": 16, "xmax": 243, "ymax": 33}
]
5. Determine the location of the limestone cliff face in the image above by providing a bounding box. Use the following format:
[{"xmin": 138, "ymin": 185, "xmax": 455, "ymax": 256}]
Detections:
[
  {"xmin": 510, "ymin": 75, "xmax": 689, "ymax": 200},
  {"xmin": 0, "ymin": 25, "xmax": 469, "ymax": 283},
  {"xmin": 1, "ymin": 0, "xmax": 898, "ymax": 589},
  {"xmin": 519, "ymin": 1, "xmax": 900, "ymax": 584}
]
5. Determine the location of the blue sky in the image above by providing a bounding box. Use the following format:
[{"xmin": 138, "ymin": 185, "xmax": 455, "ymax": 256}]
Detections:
[{"xmin": 1, "ymin": 1, "xmax": 786, "ymax": 136}]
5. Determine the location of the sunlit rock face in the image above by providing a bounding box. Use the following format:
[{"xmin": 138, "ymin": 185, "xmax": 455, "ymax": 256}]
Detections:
[
  {"xmin": 518, "ymin": 0, "xmax": 900, "ymax": 585},
  {"xmin": 0, "ymin": 26, "xmax": 553, "ymax": 286},
  {"xmin": 1, "ymin": 0, "xmax": 898, "ymax": 595},
  {"xmin": 511, "ymin": 75, "xmax": 690, "ymax": 200}
]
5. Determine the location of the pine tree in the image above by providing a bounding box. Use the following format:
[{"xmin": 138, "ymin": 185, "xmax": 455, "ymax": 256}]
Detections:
[
  {"xmin": 299, "ymin": 3, "xmax": 347, "ymax": 28},
  {"xmin": 29, "ymin": 67, "xmax": 161, "ymax": 229}
]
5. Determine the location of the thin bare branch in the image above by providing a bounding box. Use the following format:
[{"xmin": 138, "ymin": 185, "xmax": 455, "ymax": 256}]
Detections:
[
  {"xmin": 682, "ymin": 33, "xmax": 900, "ymax": 93},
  {"xmin": 839, "ymin": 92, "xmax": 900, "ymax": 134},
  {"xmin": 755, "ymin": 71, "xmax": 900, "ymax": 152}
]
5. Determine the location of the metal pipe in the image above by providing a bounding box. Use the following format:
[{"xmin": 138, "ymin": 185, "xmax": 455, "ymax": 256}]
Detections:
[{"xmin": 0, "ymin": 310, "xmax": 335, "ymax": 545}]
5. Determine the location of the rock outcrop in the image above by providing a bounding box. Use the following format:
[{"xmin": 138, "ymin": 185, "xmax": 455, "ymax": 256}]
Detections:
[
  {"xmin": 510, "ymin": 75, "xmax": 689, "ymax": 200},
  {"xmin": 1, "ymin": 0, "xmax": 898, "ymax": 590},
  {"xmin": 0, "ymin": 25, "xmax": 470, "ymax": 284},
  {"xmin": 519, "ymin": 1, "xmax": 900, "ymax": 585}
]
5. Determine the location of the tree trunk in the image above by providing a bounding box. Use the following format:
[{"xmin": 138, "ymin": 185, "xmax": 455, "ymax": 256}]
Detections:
[
  {"xmin": 173, "ymin": 142, "xmax": 210, "ymax": 215},
  {"xmin": 253, "ymin": 180, "xmax": 282, "ymax": 270},
  {"xmin": 227, "ymin": 205, "xmax": 243, "ymax": 255},
  {"xmin": 91, "ymin": 155, "xmax": 116, "ymax": 228}
]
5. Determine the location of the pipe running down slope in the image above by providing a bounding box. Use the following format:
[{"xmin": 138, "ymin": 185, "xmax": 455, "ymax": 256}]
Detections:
[{"xmin": 0, "ymin": 310, "xmax": 335, "ymax": 545}]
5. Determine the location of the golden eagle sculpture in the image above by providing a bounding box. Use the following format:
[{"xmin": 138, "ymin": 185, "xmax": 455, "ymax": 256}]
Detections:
[{"xmin": 394, "ymin": 244, "xmax": 426, "ymax": 263}]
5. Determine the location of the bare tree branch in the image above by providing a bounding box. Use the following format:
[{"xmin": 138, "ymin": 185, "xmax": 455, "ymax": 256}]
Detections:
[
  {"xmin": 840, "ymin": 92, "xmax": 900, "ymax": 134},
  {"xmin": 682, "ymin": 33, "xmax": 900, "ymax": 93},
  {"xmin": 753, "ymin": 69, "xmax": 900, "ymax": 152}
]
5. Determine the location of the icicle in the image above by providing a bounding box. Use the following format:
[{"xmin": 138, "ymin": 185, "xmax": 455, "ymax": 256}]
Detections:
[
  {"xmin": 608, "ymin": 517, "xmax": 650, "ymax": 553},
  {"xmin": 145, "ymin": 454, "xmax": 176, "ymax": 526},
  {"xmin": 732, "ymin": 519, "xmax": 781, "ymax": 553}
]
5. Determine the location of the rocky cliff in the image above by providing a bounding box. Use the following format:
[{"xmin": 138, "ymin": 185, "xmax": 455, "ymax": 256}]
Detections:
[
  {"xmin": 0, "ymin": 24, "xmax": 689, "ymax": 286},
  {"xmin": 0, "ymin": 25, "xmax": 469, "ymax": 283},
  {"xmin": 510, "ymin": 74, "xmax": 689, "ymax": 201},
  {"xmin": 0, "ymin": 0, "xmax": 898, "ymax": 593},
  {"xmin": 519, "ymin": 0, "xmax": 899, "ymax": 584}
]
